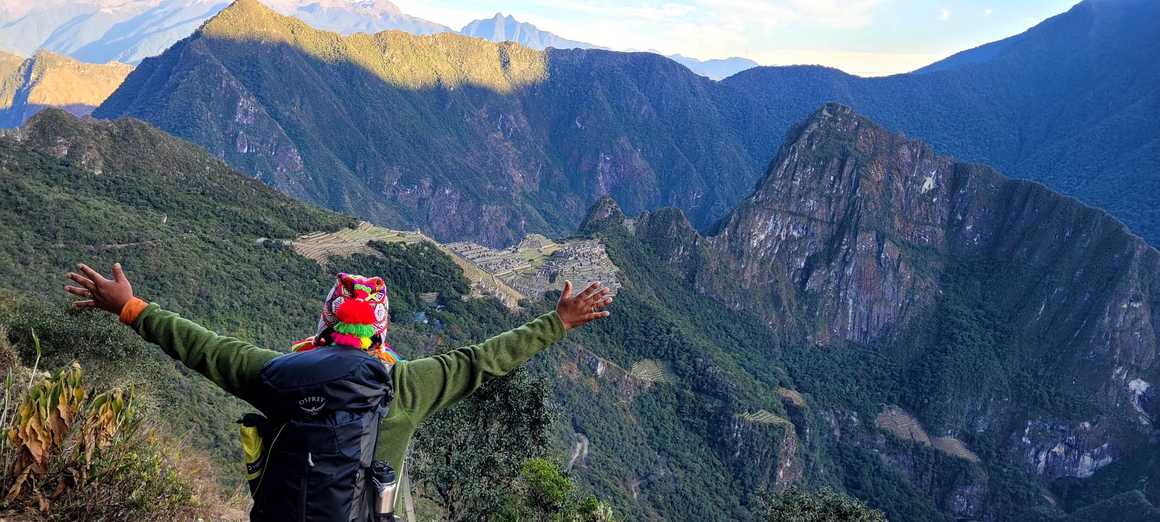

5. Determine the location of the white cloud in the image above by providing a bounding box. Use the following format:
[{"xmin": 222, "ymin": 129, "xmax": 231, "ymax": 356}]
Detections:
[
  {"xmin": 699, "ymin": 0, "xmax": 882, "ymax": 31},
  {"xmin": 984, "ymin": 8, "xmax": 993, "ymax": 17},
  {"xmin": 938, "ymin": 7, "xmax": 952, "ymax": 21},
  {"xmin": 785, "ymin": 0, "xmax": 882, "ymax": 28}
]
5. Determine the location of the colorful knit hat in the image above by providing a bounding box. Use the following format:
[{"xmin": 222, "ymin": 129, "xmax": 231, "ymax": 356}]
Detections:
[{"xmin": 290, "ymin": 273, "xmax": 401, "ymax": 365}]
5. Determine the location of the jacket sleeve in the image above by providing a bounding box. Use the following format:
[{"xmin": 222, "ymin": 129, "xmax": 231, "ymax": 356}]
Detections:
[
  {"xmin": 126, "ymin": 301, "xmax": 281, "ymax": 404},
  {"xmin": 393, "ymin": 311, "xmax": 565, "ymax": 423}
]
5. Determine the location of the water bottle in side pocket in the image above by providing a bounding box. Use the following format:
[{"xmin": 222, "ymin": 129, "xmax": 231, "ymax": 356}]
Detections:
[{"xmin": 371, "ymin": 460, "xmax": 398, "ymax": 522}]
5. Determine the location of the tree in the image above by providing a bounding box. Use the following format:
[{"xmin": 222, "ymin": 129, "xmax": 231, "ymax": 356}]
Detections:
[
  {"xmin": 410, "ymin": 369, "xmax": 557, "ymax": 520},
  {"xmin": 494, "ymin": 458, "xmax": 617, "ymax": 522},
  {"xmin": 763, "ymin": 487, "xmax": 887, "ymax": 522}
]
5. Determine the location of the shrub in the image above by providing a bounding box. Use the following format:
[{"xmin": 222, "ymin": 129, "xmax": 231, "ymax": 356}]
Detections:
[
  {"xmin": 762, "ymin": 487, "xmax": 887, "ymax": 522},
  {"xmin": 493, "ymin": 458, "xmax": 617, "ymax": 522},
  {"xmin": 0, "ymin": 345, "xmax": 220, "ymax": 520}
]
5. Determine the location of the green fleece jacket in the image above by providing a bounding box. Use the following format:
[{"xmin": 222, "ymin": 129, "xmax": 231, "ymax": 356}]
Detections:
[{"xmin": 128, "ymin": 303, "xmax": 565, "ymax": 492}]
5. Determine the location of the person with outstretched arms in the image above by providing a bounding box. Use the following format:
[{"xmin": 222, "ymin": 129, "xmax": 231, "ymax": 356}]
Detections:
[{"xmin": 64, "ymin": 262, "xmax": 613, "ymax": 521}]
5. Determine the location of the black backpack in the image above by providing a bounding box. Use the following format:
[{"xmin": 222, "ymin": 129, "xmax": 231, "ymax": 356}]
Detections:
[{"xmin": 240, "ymin": 345, "xmax": 394, "ymax": 521}]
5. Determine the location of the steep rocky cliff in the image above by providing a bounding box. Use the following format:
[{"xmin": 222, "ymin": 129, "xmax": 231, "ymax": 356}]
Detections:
[
  {"xmin": 632, "ymin": 104, "xmax": 1159, "ymax": 518},
  {"xmin": 724, "ymin": 0, "xmax": 1160, "ymax": 247}
]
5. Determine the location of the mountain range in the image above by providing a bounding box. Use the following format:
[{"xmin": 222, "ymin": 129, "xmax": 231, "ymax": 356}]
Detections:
[
  {"xmin": 459, "ymin": 13, "xmax": 596, "ymax": 51},
  {"xmin": 0, "ymin": 50, "xmax": 131, "ymax": 127},
  {"xmin": 0, "ymin": 0, "xmax": 758, "ymax": 80},
  {"xmin": 458, "ymin": 13, "xmax": 757, "ymax": 80},
  {"xmin": 725, "ymin": 0, "xmax": 1160, "ymax": 249},
  {"xmin": 599, "ymin": 102, "xmax": 1160, "ymax": 521},
  {"xmin": 95, "ymin": 0, "xmax": 1160, "ymax": 250},
  {"xmin": 95, "ymin": 0, "xmax": 768, "ymax": 246},
  {"xmin": 0, "ymin": 0, "xmax": 232, "ymax": 65},
  {"xmin": 0, "ymin": 0, "xmax": 450, "ymax": 64},
  {"xmin": 264, "ymin": 0, "xmax": 451, "ymax": 35},
  {"xmin": 667, "ymin": 54, "xmax": 760, "ymax": 80}
]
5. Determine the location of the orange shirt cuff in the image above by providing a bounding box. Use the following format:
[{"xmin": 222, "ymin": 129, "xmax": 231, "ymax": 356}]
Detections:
[{"xmin": 119, "ymin": 297, "xmax": 149, "ymax": 325}]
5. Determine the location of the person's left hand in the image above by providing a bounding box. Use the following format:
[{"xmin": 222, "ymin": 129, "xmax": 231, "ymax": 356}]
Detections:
[
  {"xmin": 64, "ymin": 262, "xmax": 135, "ymax": 315},
  {"xmin": 556, "ymin": 280, "xmax": 613, "ymax": 330}
]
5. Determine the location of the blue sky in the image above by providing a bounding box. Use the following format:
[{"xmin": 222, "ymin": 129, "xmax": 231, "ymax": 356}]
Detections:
[{"xmin": 395, "ymin": 0, "xmax": 1081, "ymax": 76}]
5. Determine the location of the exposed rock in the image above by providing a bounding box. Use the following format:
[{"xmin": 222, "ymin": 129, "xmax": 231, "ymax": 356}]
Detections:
[
  {"xmin": 1016, "ymin": 419, "xmax": 1117, "ymax": 479},
  {"xmin": 445, "ymin": 233, "xmax": 621, "ymax": 301},
  {"xmin": 630, "ymin": 104, "xmax": 1160, "ymax": 516},
  {"xmin": 557, "ymin": 343, "xmax": 654, "ymax": 402},
  {"xmin": 722, "ymin": 410, "xmax": 802, "ymax": 496}
]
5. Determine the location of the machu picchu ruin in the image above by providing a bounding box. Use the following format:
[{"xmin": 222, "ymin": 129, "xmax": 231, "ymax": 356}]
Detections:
[{"xmin": 289, "ymin": 223, "xmax": 620, "ymax": 311}]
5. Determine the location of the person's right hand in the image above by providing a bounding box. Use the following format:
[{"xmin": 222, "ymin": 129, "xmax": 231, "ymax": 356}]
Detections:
[{"xmin": 64, "ymin": 262, "xmax": 135, "ymax": 315}]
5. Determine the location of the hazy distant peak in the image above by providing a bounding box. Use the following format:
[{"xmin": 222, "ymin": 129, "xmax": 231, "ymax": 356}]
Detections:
[
  {"xmin": 460, "ymin": 12, "xmax": 598, "ymax": 50},
  {"xmin": 667, "ymin": 54, "xmax": 759, "ymax": 80}
]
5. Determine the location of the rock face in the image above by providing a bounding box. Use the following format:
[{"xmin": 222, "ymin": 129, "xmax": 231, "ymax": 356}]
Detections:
[
  {"xmin": 635, "ymin": 104, "xmax": 1159, "ymax": 507},
  {"xmin": 722, "ymin": 411, "xmax": 801, "ymax": 497},
  {"xmin": 0, "ymin": 50, "xmax": 132, "ymax": 128},
  {"xmin": 699, "ymin": 103, "xmax": 1160, "ymax": 362},
  {"xmin": 723, "ymin": 0, "xmax": 1160, "ymax": 247}
]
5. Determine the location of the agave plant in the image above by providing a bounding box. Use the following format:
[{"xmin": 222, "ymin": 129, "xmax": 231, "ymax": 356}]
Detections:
[
  {"xmin": 82, "ymin": 386, "xmax": 135, "ymax": 471},
  {"xmin": 5, "ymin": 359, "xmax": 134, "ymax": 502},
  {"xmin": 6, "ymin": 362, "xmax": 85, "ymax": 498}
]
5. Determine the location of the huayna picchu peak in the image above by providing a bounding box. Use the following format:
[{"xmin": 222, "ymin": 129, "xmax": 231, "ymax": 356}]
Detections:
[{"xmin": 620, "ymin": 103, "xmax": 1159, "ymax": 518}]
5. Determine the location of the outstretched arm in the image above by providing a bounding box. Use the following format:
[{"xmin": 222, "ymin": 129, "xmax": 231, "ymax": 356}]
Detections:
[
  {"xmin": 395, "ymin": 280, "xmax": 614, "ymax": 422},
  {"xmin": 64, "ymin": 263, "xmax": 278, "ymax": 404}
]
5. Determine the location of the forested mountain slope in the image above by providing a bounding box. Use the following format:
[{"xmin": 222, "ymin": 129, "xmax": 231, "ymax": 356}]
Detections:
[
  {"xmin": 0, "ymin": 110, "xmax": 609, "ymax": 519},
  {"xmin": 94, "ymin": 0, "xmax": 762, "ymax": 246},
  {"xmin": 0, "ymin": 109, "xmax": 811, "ymax": 520},
  {"xmin": 97, "ymin": 0, "xmax": 1160, "ymax": 249}
]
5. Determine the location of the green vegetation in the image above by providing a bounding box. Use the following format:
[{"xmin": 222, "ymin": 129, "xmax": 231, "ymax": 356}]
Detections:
[
  {"xmin": 94, "ymin": 0, "xmax": 765, "ymax": 245},
  {"xmin": 495, "ymin": 458, "xmax": 617, "ymax": 522},
  {"xmin": 0, "ymin": 110, "xmax": 615, "ymax": 518},
  {"xmin": 0, "ymin": 332, "xmax": 224, "ymax": 520},
  {"xmin": 725, "ymin": 0, "xmax": 1160, "ymax": 246},
  {"xmin": 762, "ymin": 487, "xmax": 886, "ymax": 522},
  {"xmin": 3, "ymin": 105, "xmax": 1153, "ymax": 521},
  {"xmin": 411, "ymin": 368, "xmax": 556, "ymax": 519}
]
